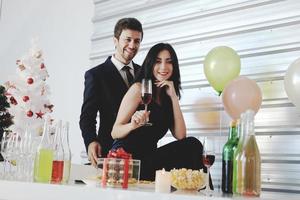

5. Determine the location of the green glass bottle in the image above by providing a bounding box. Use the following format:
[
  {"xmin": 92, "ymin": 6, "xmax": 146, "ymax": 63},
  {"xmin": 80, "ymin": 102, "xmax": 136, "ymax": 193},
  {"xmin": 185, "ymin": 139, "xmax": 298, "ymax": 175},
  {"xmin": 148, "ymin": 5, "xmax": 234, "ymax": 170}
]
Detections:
[
  {"xmin": 232, "ymin": 113, "xmax": 246, "ymax": 194},
  {"xmin": 222, "ymin": 120, "xmax": 239, "ymax": 193}
]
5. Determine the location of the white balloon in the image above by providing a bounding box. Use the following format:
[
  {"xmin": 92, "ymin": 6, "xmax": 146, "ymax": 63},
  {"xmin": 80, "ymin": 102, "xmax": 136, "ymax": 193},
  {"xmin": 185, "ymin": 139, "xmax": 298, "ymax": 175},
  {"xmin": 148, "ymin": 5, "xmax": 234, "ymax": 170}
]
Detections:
[{"xmin": 284, "ymin": 58, "xmax": 300, "ymax": 108}]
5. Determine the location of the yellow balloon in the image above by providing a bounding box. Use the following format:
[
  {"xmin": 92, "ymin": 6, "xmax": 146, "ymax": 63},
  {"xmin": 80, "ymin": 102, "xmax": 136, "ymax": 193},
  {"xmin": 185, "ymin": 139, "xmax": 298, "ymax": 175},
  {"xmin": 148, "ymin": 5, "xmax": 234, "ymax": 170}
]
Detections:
[{"xmin": 204, "ymin": 46, "xmax": 241, "ymax": 94}]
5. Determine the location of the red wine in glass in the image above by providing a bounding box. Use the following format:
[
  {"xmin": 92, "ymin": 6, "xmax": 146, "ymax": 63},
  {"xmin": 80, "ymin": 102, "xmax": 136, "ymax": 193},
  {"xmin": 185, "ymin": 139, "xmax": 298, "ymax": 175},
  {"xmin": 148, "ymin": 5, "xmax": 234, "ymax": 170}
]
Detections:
[
  {"xmin": 202, "ymin": 137, "xmax": 215, "ymax": 195},
  {"xmin": 142, "ymin": 93, "xmax": 152, "ymax": 105},
  {"xmin": 203, "ymin": 154, "xmax": 215, "ymax": 167},
  {"xmin": 141, "ymin": 79, "xmax": 152, "ymax": 126}
]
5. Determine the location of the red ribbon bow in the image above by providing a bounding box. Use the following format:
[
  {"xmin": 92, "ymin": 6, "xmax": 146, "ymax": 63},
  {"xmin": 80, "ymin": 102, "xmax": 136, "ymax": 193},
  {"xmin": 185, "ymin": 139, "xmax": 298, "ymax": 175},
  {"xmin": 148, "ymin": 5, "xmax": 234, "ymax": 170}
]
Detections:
[{"xmin": 107, "ymin": 148, "xmax": 132, "ymax": 159}]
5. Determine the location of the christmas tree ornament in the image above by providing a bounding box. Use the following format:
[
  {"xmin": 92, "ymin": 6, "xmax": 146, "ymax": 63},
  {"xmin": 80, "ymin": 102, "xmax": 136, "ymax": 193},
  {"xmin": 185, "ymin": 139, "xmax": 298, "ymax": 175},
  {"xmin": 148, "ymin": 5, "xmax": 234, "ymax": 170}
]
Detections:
[
  {"xmin": 22, "ymin": 96, "xmax": 30, "ymax": 102},
  {"xmin": 40, "ymin": 63, "xmax": 45, "ymax": 69},
  {"xmin": 27, "ymin": 110, "xmax": 34, "ymax": 117},
  {"xmin": 10, "ymin": 96, "xmax": 18, "ymax": 105},
  {"xmin": 18, "ymin": 64, "xmax": 26, "ymax": 71},
  {"xmin": 33, "ymin": 50, "xmax": 42, "ymax": 59},
  {"xmin": 36, "ymin": 111, "xmax": 44, "ymax": 119},
  {"xmin": 27, "ymin": 77, "xmax": 34, "ymax": 84},
  {"xmin": 44, "ymin": 104, "xmax": 54, "ymax": 113}
]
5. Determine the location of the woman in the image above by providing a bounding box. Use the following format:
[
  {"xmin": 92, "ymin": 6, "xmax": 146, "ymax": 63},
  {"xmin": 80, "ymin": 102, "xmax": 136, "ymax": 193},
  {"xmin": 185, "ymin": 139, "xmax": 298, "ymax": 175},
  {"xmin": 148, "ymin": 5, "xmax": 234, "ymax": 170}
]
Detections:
[{"xmin": 111, "ymin": 43, "xmax": 204, "ymax": 181}]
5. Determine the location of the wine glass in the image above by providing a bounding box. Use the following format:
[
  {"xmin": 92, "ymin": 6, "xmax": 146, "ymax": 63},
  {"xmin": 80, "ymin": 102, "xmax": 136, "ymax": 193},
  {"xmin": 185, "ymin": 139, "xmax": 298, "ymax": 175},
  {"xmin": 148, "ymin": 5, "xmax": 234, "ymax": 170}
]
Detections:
[
  {"xmin": 141, "ymin": 78, "xmax": 152, "ymax": 126},
  {"xmin": 202, "ymin": 137, "xmax": 215, "ymax": 195}
]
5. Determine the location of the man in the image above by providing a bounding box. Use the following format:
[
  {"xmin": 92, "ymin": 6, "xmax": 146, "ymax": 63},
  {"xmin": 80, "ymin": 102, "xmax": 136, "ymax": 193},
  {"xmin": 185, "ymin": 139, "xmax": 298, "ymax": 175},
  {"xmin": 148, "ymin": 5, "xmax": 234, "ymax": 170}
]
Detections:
[{"xmin": 79, "ymin": 18, "xmax": 143, "ymax": 166}]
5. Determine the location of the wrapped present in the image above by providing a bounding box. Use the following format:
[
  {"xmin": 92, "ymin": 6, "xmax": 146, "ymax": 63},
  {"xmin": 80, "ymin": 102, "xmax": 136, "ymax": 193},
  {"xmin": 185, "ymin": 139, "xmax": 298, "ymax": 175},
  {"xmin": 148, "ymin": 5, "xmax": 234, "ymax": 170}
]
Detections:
[{"xmin": 99, "ymin": 148, "xmax": 140, "ymax": 189}]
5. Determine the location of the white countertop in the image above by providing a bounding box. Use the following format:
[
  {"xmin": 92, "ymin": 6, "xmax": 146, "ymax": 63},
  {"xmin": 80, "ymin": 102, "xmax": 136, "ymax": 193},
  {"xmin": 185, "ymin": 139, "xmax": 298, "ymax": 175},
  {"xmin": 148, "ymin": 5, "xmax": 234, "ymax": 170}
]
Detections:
[
  {"xmin": 0, "ymin": 179, "xmax": 299, "ymax": 200},
  {"xmin": 0, "ymin": 164, "xmax": 299, "ymax": 200}
]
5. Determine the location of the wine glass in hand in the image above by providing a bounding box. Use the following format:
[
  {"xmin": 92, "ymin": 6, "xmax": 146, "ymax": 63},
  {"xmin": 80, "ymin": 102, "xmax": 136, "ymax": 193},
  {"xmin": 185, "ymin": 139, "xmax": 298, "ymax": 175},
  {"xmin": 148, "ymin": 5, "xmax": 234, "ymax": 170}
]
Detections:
[
  {"xmin": 141, "ymin": 78, "xmax": 152, "ymax": 126},
  {"xmin": 202, "ymin": 137, "xmax": 215, "ymax": 195}
]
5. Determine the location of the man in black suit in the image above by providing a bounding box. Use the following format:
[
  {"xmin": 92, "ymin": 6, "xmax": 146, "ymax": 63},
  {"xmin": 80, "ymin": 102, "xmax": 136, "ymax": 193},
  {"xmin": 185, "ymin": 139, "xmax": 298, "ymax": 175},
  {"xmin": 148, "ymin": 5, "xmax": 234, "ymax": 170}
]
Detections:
[{"xmin": 79, "ymin": 18, "xmax": 143, "ymax": 166}]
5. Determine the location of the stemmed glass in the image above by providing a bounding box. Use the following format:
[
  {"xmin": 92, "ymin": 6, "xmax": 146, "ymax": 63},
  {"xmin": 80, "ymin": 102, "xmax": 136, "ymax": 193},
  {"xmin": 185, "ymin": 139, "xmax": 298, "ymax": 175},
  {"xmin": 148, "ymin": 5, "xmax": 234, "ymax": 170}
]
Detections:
[
  {"xmin": 1, "ymin": 131, "xmax": 10, "ymax": 179},
  {"xmin": 141, "ymin": 78, "xmax": 152, "ymax": 126},
  {"xmin": 202, "ymin": 137, "xmax": 215, "ymax": 195}
]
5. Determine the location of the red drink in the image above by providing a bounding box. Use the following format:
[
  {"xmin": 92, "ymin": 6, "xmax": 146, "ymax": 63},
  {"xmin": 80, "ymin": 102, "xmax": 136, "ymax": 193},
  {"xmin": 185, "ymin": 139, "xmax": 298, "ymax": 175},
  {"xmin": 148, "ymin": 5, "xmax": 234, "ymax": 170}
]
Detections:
[
  {"xmin": 51, "ymin": 160, "xmax": 64, "ymax": 183},
  {"xmin": 203, "ymin": 155, "xmax": 215, "ymax": 167},
  {"xmin": 142, "ymin": 93, "xmax": 152, "ymax": 105}
]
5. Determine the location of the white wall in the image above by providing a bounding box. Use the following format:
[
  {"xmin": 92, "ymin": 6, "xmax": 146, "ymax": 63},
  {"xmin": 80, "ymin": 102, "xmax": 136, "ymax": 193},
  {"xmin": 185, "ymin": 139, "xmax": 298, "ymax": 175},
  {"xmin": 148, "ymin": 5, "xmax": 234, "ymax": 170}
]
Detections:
[{"xmin": 0, "ymin": 0, "xmax": 94, "ymax": 163}]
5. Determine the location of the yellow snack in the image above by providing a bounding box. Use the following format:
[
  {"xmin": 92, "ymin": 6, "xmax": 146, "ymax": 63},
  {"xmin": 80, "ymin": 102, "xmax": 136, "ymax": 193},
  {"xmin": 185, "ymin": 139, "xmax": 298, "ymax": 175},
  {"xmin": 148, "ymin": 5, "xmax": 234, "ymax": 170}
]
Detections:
[{"xmin": 170, "ymin": 168, "xmax": 206, "ymax": 190}]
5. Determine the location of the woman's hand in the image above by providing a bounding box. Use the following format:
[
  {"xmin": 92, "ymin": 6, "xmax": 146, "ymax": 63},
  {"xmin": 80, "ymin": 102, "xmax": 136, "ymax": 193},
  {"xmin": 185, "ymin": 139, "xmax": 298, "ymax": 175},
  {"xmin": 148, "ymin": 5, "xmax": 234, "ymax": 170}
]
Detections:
[
  {"xmin": 130, "ymin": 110, "xmax": 150, "ymax": 129},
  {"xmin": 155, "ymin": 80, "xmax": 177, "ymax": 99}
]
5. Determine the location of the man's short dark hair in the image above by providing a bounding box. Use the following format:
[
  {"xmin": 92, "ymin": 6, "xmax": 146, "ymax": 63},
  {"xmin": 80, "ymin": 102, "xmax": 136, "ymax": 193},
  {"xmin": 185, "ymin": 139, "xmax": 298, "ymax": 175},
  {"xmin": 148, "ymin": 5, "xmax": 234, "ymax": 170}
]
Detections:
[{"xmin": 114, "ymin": 18, "xmax": 143, "ymax": 40}]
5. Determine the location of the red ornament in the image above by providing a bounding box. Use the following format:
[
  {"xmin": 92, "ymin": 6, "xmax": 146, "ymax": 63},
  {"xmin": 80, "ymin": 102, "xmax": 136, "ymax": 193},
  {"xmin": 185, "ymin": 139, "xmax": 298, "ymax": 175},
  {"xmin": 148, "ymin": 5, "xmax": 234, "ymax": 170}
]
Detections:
[
  {"xmin": 27, "ymin": 110, "xmax": 34, "ymax": 117},
  {"xmin": 10, "ymin": 96, "xmax": 18, "ymax": 105},
  {"xmin": 40, "ymin": 63, "xmax": 45, "ymax": 69},
  {"xmin": 23, "ymin": 96, "xmax": 30, "ymax": 102},
  {"xmin": 27, "ymin": 78, "xmax": 34, "ymax": 84},
  {"xmin": 36, "ymin": 111, "xmax": 44, "ymax": 119}
]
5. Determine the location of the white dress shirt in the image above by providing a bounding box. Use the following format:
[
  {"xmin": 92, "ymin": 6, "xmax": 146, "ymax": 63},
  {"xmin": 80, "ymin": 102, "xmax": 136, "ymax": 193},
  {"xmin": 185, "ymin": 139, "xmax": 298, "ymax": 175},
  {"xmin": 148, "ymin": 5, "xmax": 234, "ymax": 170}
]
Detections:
[{"xmin": 111, "ymin": 55, "xmax": 135, "ymax": 87}]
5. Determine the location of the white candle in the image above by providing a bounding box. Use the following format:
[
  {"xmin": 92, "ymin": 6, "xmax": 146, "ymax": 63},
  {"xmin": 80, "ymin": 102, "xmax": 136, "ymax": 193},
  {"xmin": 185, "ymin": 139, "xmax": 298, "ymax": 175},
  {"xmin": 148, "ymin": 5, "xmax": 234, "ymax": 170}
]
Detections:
[{"xmin": 155, "ymin": 168, "xmax": 171, "ymax": 193}]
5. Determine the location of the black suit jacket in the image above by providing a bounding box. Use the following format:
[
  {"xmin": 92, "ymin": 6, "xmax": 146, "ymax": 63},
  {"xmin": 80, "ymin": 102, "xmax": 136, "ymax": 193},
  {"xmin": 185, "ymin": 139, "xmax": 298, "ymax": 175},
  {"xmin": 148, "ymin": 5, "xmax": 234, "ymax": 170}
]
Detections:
[{"xmin": 79, "ymin": 57, "xmax": 140, "ymax": 156}]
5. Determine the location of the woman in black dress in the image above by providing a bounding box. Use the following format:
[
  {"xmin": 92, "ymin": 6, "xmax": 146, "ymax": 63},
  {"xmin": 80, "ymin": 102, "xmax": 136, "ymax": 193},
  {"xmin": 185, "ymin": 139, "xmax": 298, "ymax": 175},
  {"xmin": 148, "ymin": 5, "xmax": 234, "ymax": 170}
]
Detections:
[{"xmin": 111, "ymin": 43, "xmax": 204, "ymax": 181}]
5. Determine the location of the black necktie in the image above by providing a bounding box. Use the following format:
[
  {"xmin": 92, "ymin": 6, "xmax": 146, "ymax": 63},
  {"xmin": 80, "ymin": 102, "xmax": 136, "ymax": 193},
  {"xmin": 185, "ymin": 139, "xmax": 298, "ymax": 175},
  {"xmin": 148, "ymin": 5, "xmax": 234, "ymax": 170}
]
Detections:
[{"xmin": 123, "ymin": 66, "xmax": 134, "ymax": 86}]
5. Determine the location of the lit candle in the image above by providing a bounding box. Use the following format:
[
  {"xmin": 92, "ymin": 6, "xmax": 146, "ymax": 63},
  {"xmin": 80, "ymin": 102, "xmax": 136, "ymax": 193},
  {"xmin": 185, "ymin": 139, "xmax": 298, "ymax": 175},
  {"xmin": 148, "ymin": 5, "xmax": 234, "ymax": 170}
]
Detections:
[{"xmin": 155, "ymin": 168, "xmax": 171, "ymax": 193}]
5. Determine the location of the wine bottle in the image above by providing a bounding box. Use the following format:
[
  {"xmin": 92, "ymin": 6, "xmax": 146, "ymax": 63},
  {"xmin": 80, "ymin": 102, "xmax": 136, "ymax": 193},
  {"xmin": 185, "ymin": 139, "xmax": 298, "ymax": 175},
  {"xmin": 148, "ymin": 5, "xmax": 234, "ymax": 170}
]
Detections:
[
  {"xmin": 242, "ymin": 110, "xmax": 261, "ymax": 196},
  {"xmin": 51, "ymin": 120, "xmax": 64, "ymax": 184},
  {"xmin": 222, "ymin": 120, "xmax": 239, "ymax": 193},
  {"xmin": 232, "ymin": 110, "xmax": 261, "ymax": 196},
  {"xmin": 232, "ymin": 112, "xmax": 247, "ymax": 194},
  {"xmin": 62, "ymin": 121, "xmax": 72, "ymax": 184}
]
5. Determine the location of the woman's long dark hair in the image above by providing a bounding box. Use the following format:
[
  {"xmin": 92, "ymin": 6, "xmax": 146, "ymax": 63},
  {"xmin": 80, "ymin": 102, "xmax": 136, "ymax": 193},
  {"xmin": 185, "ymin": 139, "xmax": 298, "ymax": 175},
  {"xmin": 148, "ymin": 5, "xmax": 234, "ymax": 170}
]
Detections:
[
  {"xmin": 135, "ymin": 43, "xmax": 182, "ymax": 100},
  {"xmin": 134, "ymin": 43, "xmax": 182, "ymax": 128}
]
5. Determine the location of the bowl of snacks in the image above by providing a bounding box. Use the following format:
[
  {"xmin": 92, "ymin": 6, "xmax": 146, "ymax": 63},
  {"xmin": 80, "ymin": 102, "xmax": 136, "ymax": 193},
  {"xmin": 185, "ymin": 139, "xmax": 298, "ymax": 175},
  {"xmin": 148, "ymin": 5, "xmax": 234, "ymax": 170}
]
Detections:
[{"xmin": 170, "ymin": 168, "xmax": 206, "ymax": 190}]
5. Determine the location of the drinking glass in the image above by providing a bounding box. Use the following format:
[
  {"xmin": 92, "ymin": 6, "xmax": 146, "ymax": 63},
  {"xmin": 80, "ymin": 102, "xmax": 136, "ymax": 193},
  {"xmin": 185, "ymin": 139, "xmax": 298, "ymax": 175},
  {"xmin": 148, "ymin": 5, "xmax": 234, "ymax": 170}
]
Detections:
[
  {"xmin": 202, "ymin": 137, "xmax": 215, "ymax": 195},
  {"xmin": 141, "ymin": 78, "xmax": 152, "ymax": 126},
  {"xmin": 1, "ymin": 131, "xmax": 10, "ymax": 179}
]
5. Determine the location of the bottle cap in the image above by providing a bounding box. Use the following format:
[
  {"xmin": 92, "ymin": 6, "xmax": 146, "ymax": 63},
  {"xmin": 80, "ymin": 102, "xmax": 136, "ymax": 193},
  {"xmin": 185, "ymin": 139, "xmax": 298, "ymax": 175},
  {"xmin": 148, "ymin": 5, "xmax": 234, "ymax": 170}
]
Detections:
[{"xmin": 230, "ymin": 120, "xmax": 237, "ymax": 127}]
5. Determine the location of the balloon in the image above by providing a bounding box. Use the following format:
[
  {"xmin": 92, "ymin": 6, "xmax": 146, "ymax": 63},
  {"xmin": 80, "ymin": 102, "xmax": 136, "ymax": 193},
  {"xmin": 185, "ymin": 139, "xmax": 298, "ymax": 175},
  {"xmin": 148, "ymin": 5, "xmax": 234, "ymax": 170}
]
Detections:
[
  {"xmin": 204, "ymin": 46, "xmax": 241, "ymax": 94},
  {"xmin": 222, "ymin": 76, "xmax": 262, "ymax": 120},
  {"xmin": 284, "ymin": 58, "xmax": 300, "ymax": 108}
]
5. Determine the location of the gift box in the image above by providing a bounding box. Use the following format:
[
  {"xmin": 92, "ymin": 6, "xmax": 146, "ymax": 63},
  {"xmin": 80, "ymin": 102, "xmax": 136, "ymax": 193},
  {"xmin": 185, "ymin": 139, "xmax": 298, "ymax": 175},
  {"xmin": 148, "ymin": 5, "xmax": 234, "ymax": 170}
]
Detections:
[{"xmin": 98, "ymin": 148, "xmax": 140, "ymax": 189}]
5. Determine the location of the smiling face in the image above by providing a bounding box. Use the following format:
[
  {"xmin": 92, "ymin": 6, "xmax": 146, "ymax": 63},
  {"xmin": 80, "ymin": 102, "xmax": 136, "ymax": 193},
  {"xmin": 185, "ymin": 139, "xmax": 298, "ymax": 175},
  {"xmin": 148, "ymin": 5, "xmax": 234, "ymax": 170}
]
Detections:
[
  {"xmin": 153, "ymin": 49, "xmax": 173, "ymax": 81},
  {"xmin": 113, "ymin": 29, "xmax": 142, "ymax": 64}
]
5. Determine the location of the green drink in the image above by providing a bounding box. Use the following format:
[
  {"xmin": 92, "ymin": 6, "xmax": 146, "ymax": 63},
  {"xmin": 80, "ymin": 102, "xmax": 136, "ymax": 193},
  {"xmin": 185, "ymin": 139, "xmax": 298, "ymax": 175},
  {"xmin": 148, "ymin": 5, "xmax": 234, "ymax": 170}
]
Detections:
[{"xmin": 34, "ymin": 148, "xmax": 54, "ymax": 183}]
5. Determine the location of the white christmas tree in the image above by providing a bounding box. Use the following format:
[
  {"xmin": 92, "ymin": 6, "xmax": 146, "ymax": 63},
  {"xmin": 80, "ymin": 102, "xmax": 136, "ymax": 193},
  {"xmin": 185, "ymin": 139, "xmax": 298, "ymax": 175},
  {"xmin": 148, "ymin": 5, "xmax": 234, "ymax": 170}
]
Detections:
[{"xmin": 4, "ymin": 41, "xmax": 54, "ymax": 135}]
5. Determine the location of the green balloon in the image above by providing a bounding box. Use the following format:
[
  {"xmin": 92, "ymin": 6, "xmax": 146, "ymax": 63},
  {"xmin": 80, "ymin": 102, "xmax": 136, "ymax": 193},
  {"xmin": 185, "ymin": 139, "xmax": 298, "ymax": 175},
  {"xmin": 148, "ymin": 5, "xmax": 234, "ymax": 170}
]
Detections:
[{"xmin": 204, "ymin": 46, "xmax": 241, "ymax": 94}]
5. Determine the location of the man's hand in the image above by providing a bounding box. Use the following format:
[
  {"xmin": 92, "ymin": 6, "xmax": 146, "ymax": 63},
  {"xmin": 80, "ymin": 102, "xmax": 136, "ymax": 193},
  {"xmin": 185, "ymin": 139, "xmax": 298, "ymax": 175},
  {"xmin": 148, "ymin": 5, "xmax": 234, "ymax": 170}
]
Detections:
[{"xmin": 88, "ymin": 141, "xmax": 102, "ymax": 167}]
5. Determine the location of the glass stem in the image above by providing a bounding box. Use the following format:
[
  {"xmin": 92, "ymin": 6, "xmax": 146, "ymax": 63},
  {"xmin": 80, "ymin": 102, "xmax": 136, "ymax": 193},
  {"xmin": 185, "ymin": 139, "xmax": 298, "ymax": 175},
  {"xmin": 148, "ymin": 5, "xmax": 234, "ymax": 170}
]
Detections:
[
  {"xmin": 206, "ymin": 166, "xmax": 211, "ymax": 191},
  {"xmin": 145, "ymin": 104, "xmax": 148, "ymax": 122}
]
